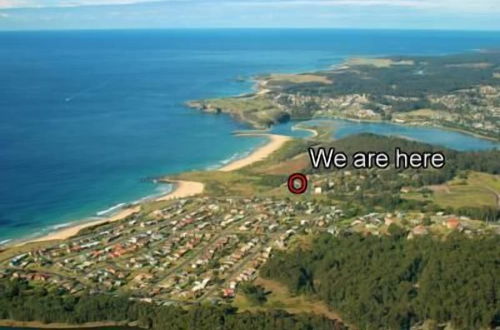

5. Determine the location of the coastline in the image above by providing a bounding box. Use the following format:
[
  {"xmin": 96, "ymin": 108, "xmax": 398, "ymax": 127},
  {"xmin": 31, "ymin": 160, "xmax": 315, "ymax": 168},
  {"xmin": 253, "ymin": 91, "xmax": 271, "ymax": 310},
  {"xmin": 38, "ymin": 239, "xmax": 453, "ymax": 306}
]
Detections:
[
  {"xmin": 14, "ymin": 133, "xmax": 289, "ymax": 246},
  {"xmin": 16, "ymin": 206, "xmax": 141, "ymax": 246},
  {"xmin": 10, "ymin": 54, "xmax": 498, "ymax": 249},
  {"xmin": 9, "ymin": 117, "xmax": 495, "ymax": 247},
  {"xmin": 218, "ymin": 133, "xmax": 292, "ymax": 171},
  {"xmin": 155, "ymin": 180, "xmax": 205, "ymax": 201},
  {"xmin": 195, "ymin": 59, "xmax": 500, "ymax": 144}
]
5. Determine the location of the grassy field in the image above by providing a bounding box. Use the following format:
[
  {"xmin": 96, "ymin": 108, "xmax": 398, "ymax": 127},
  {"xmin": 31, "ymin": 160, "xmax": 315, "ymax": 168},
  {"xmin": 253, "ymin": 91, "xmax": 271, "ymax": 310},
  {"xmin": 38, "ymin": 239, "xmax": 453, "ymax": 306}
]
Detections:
[
  {"xmin": 202, "ymin": 95, "xmax": 277, "ymax": 112},
  {"xmin": 174, "ymin": 170, "xmax": 287, "ymax": 197},
  {"xmin": 265, "ymin": 73, "xmax": 332, "ymax": 85},
  {"xmin": 392, "ymin": 108, "xmax": 454, "ymax": 122},
  {"xmin": 405, "ymin": 172, "xmax": 500, "ymax": 209},
  {"xmin": 345, "ymin": 57, "xmax": 414, "ymax": 68},
  {"xmin": 198, "ymin": 95, "xmax": 286, "ymax": 128}
]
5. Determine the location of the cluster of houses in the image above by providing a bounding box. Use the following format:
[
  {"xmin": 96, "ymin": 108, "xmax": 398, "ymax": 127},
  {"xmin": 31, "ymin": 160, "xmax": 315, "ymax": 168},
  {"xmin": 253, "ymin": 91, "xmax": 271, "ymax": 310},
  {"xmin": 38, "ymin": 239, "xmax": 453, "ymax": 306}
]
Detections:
[
  {"xmin": 271, "ymin": 80, "xmax": 500, "ymax": 137},
  {"xmin": 273, "ymin": 91, "xmax": 382, "ymax": 120},
  {"xmin": 2, "ymin": 197, "xmax": 344, "ymax": 304},
  {"xmin": 4, "ymin": 190, "xmax": 495, "ymax": 306},
  {"xmin": 348, "ymin": 211, "xmax": 494, "ymax": 238},
  {"xmin": 427, "ymin": 86, "xmax": 500, "ymax": 136}
]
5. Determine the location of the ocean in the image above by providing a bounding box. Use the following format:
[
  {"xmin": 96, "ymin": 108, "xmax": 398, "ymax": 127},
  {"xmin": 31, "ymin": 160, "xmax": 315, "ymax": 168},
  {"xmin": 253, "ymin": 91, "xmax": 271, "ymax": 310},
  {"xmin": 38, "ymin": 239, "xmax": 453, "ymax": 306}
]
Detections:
[{"xmin": 1, "ymin": 29, "xmax": 500, "ymax": 242}]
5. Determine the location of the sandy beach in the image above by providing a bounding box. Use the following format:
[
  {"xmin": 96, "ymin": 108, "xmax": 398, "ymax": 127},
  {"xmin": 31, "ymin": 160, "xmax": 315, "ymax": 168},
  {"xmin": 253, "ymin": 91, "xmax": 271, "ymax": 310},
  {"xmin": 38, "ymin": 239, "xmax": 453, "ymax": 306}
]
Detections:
[
  {"xmin": 156, "ymin": 180, "xmax": 205, "ymax": 201},
  {"xmin": 21, "ymin": 180, "xmax": 203, "ymax": 244},
  {"xmin": 19, "ymin": 133, "xmax": 289, "ymax": 245},
  {"xmin": 156, "ymin": 134, "xmax": 290, "ymax": 198},
  {"xmin": 219, "ymin": 133, "xmax": 291, "ymax": 171}
]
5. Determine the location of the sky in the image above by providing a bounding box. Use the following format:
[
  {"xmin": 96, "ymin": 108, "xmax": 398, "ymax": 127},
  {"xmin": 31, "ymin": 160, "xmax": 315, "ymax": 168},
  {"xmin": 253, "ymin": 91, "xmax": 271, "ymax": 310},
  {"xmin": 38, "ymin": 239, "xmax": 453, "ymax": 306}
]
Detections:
[{"xmin": 0, "ymin": 0, "xmax": 499, "ymax": 30}]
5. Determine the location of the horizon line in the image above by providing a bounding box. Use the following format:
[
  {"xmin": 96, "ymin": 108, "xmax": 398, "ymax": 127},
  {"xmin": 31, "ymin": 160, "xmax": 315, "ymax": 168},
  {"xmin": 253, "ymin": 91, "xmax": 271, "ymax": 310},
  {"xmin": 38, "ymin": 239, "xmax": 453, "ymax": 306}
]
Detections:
[{"xmin": 1, "ymin": 26, "xmax": 500, "ymax": 33}]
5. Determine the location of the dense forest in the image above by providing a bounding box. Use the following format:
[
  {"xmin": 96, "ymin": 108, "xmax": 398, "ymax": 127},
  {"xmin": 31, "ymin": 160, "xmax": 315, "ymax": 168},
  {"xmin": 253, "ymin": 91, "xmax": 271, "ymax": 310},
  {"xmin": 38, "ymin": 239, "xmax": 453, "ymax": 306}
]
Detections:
[
  {"xmin": 283, "ymin": 52, "xmax": 500, "ymax": 100},
  {"xmin": 0, "ymin": 279, "xmax": 345, "ymax": 330},
  {"xmin": 260, "ymin": 231, "xmax": 500, "ymax": 329}
]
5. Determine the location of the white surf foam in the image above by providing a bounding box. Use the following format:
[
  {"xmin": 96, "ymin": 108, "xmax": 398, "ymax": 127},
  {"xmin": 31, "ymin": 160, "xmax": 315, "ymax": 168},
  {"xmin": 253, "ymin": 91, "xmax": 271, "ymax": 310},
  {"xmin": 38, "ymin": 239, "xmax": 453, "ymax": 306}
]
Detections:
[
  {"xmin": 51, "ymin": 222, "xmax": 73, "ymax": 230},
  {"xmin": 96, "ymin": 203, "xmax": 126, "ymax": 217}
]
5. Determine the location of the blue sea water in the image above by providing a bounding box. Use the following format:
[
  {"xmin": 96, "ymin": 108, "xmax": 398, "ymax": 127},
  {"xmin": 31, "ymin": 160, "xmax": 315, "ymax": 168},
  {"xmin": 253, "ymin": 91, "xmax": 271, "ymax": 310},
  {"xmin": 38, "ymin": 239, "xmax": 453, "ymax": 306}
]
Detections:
[{"xmin": 1, "ymin": 29, "xmax": 500, "ymax": 242}]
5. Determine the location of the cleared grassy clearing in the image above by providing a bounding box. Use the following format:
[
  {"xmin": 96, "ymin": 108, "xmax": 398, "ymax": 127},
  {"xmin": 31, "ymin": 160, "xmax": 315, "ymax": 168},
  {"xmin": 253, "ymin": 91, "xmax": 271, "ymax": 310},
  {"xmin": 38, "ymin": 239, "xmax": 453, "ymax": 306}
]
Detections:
[
  {"xmin": 233, "ymin": 277, "xmax": 343, "ymax": 322},
  {"xmin": 346, "ymin": 57, "xmax": 414, "ymax": 68}
]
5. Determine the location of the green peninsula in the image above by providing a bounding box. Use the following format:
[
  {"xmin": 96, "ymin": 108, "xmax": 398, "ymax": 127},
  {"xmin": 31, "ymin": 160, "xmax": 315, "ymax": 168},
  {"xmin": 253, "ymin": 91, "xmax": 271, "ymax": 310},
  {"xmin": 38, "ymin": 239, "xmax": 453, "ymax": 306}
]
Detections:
[{"xmin": 189, "ymin": 51, "xmax": 500, "ymax": 139}]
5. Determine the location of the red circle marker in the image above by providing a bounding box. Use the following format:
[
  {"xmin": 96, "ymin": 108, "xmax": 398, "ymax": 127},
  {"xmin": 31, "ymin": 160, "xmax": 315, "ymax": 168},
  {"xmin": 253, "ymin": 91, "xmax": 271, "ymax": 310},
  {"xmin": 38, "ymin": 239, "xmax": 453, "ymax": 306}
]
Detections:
[{"xmin": 288, "ymin": 173, "xmax": 308, "ymax": 194}]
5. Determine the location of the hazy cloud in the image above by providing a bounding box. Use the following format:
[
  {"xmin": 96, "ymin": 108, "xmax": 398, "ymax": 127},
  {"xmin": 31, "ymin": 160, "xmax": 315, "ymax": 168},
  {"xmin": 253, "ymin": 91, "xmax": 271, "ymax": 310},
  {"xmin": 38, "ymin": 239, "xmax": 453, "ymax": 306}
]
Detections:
[
  {"xmin": 0, "ymin": 0, "xmax": 499, "ymax": 30},
  {"xmin": 229, "ymin": 0, "xmax": 430, "ymax": 8},
  {"xmin": 225, "ymin": 0, "xmax": 500, "ymax": 12},
  {"xmin": 0, "ymin": 0, "xmax": 165, "ymax": 9},
  {"xmin": 1, "ymin": 0, "xmax": 498, "ymax": 11}
]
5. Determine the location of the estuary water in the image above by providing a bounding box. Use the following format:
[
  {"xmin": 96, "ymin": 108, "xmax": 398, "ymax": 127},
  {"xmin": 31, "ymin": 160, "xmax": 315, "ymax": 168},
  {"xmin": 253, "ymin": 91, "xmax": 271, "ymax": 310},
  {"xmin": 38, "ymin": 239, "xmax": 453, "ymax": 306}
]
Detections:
[
  {"xmin": 285, "ymin": 119, "xmax": 500, "ymax": 151},
  {"xmin": 1, "ymin": 29, "xmax": 500, "ymax": 242}
]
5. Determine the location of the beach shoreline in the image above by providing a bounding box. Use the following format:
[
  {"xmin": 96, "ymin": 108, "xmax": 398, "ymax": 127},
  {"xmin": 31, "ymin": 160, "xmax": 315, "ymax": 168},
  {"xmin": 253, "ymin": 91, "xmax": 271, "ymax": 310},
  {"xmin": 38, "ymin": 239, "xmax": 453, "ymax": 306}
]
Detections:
[
  {"xmin": 15, "ymin": 206, "xmax": 141, "ymax": 246},
  {"xmin": 218, "ymin": 133, "xmax": 291, "ymax": 171},
  {"xmin": 12, "ymin": 133, "xmax": 289, "ymax": 246},
  {"xmin": 155, "ymin": 180, "xmax": 205, "ymax": 201}
]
